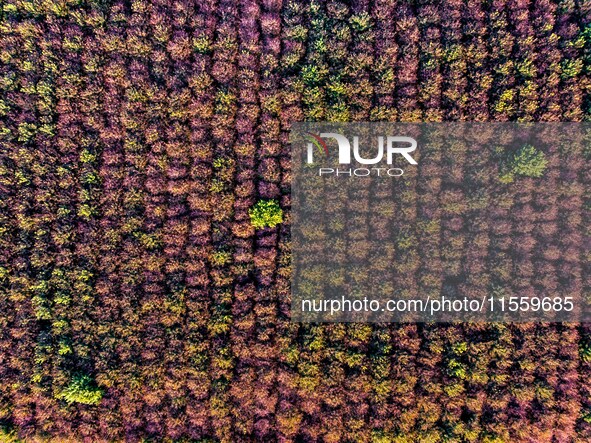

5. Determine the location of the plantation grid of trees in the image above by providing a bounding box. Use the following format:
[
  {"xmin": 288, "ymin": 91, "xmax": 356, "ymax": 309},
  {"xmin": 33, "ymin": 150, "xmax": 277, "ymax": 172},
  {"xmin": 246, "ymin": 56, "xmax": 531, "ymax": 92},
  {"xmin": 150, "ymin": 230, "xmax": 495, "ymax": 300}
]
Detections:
[{"xmin": 0, "ymin": 0, "xmax": 590, "ymax": 442}]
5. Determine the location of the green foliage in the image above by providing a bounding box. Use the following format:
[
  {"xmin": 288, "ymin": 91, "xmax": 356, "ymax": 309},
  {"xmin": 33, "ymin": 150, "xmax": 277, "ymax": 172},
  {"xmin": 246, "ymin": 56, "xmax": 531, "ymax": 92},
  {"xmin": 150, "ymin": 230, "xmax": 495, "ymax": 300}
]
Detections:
[
  {"xmin": 445, "ymin": 341, "xmax": 469, "ymax": 380},
  {"xmin": 500, "ymin": 144, "xmax": 548, "ymax": 182},
  {"xmin": 77, "ymin": 204, "xmax": 96, "ymax": 219},
  {"xmin": 300, "ymin": 65, "xmax": 326, "ymax": 86},
  {"xmin": 286, "ymin": 25, "xmax": 308, "ymax": 42},
  {"xmin": 447, "ymin": 359, "xmax": 467, "ymax": 380},
  {"xmin": 582, "ymin": 24, "xmax": 591, "ymax": 45},
  {"xmin": 311, "ymin": 36, "xmax": 327, "ymax": 54},
  {"xmin": 17, "ymin": 123, "xmax": 37, "ymax": 143},
  {"xmin": 57, "ymin": 374, "xmax": 103, "ymax": 405},
  {"xmin": 516, "ymin": 59, "xmax": 536, "ymax": 79},
  {"xmin": 81, "ymin": 172, "xmax": 100, "ymax": 185},
  {"xmin": 396, "ymin": 231, "xmax": 415, "ymax": 250},
  {"xmin": 135, "ymin": 232, "xmax": 161, "ymax": 250},
  {"xmin": 326, "ymin": 102, "xmax": 350, "ymax": 122},
  {"xmin": 215, "ymin": 89, "xmax": 236, "ymax": 113},
  {"xmin": 213, "ymin": 157, "xmax": 230, "ymax": 169},
  {"xmin": 57, "ymin": 341, "xmax": 73, "ymax": 355},
  {"xmin": 209, "ymin": 250, "xmax": 231, "ymax": 266},
  {"xmin": 193, "ymin": 35, "xmax": 212, "ymax": 54},
  {"xmin": 349, "ymin": 12, "xmax": 372, "ymax": 32},
  {"xmin": 451, "ymin": 341, "xmax": 468, "ymax": 355},
  {"xmin": 0, "ymin": 126, "xmax": 11, "ymax": 140},
  {"xmin": 38, "ymin": 124, "xmax": 55, "ymax": 137},
  {"xmin": 209, "ymin": 179, "xmax": 225, "ymax": 193},
  {"xmin": 579, "ymin": 341, "xmax": 591, "ymax": 362},
  {"xmin": 371, "ymin": 429, "xmax": 395, "ymax": 443},
  {"xmin": 14, "ymin": 171, "xmax": 30, "ymax": 186},
  {"xmin": 509, "ymin": 145, "xmax": 548, "ymax": 177},
  {"xmin": 79, "ymin": 149, "xmax": 97, "ymax": 163},
  {"xmin": 248, "ymin": 199, "xmax": 283, "ymax": 229},
  {"xmin": 0, "ymin": 99, "xmax": 9, "ymax": 117},
  {"xmin": 494, "ymin": 90, "xmax": 515, "ymax": 114},
  {"xmin": 0, "ymin": 426, "xmax": 22, "ymax": 443},
  {"xmin": 561, "ymin": 59, "xmax": 583, "ymax": 79},
  {"xmin": 326, "ymin": 77, "xmax": 347, "ymax": 100}
]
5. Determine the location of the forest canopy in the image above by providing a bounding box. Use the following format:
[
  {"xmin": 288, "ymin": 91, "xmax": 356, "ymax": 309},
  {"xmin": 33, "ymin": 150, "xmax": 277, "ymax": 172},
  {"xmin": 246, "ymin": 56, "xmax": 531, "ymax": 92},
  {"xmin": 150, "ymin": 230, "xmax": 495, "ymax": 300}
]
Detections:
[{"xmin": 0, "ymin": 0, "xmax": 590, "ymax": 442}]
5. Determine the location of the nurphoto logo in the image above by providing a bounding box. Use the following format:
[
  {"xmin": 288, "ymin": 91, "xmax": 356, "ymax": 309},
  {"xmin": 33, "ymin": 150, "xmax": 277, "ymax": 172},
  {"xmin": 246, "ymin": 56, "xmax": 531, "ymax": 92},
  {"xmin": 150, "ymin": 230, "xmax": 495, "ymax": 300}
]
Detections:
[{"xmin": 305, "ymin": 132, "xmax": 418, "ymax": 177}]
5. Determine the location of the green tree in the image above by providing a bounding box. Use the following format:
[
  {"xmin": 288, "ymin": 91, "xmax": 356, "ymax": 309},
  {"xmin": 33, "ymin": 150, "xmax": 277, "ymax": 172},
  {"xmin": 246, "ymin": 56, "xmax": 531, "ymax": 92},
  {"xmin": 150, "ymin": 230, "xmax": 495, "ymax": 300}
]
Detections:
[
  {"xmin": 249, "ymin": 199, "xmax": 283, "ymax": 229},
  {"xmin": 57, "ymin": 374, "xmax": 103, "ymax": 405},
  {"xmin": 500, "ymin": 144, "xmax": 547, "ymax": 182},
  {"xmin": 579, "ymin": 340, "xmax": 591, "ymax": 362}
]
